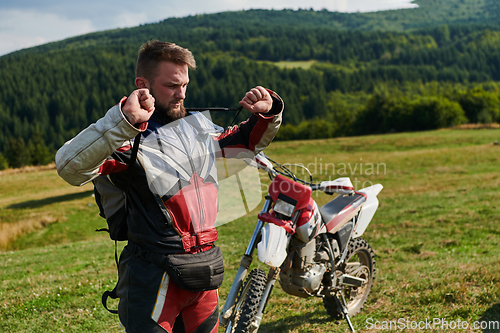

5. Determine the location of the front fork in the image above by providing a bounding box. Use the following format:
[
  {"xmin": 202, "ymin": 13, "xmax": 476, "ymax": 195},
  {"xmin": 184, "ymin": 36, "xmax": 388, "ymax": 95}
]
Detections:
[
  {"xmin": 219, "ymin": 199, "xmax": 272, "ymax": 327},
  {"xmin": 250, "ymin": 268, "xmax": 278, "ymax": 331}
]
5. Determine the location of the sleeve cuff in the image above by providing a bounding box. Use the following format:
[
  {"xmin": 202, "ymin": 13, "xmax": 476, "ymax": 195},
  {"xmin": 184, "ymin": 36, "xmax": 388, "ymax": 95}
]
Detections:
[
  {"xmin": 119, "ymin": 96, "xmax": 148, "ymax": 131},
  {"xmin": 259, "ymin": 89, "xmax": 284, "ymax": 119}
]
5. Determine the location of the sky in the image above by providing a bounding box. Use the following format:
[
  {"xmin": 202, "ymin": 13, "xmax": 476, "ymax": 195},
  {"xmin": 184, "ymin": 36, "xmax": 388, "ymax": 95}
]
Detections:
[{"xmin": 0, "ymin": 0, "xmax": 418, "ymax": 56}]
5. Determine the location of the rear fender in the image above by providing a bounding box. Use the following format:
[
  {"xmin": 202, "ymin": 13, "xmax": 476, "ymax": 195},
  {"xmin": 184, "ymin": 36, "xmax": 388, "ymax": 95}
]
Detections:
[{"xmin": 353, "ymin": 184, "xmax": 383, "ymax": 237}]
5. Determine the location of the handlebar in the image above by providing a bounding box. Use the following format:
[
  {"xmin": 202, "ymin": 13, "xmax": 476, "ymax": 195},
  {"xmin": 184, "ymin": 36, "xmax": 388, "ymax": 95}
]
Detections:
[{"xmin": 250, "ymin": 153, "xmax": 354, "ymax": 195}]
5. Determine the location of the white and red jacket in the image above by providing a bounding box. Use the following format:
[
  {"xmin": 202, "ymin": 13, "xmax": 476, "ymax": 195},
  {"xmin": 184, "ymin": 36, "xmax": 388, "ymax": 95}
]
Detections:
[{"xmin": 56, "ymin": 91, "xmax": 283, "ymax": 254}]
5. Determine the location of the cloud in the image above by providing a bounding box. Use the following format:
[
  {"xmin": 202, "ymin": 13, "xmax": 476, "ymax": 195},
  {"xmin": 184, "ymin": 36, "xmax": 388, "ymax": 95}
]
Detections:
[
  {"xmin": 112, "ymin": 12, "xmax": 150, "ymax": 29},
  {"xmin": 0, "ymin": 9, "xmax": 94, "ymax": 55},
  {"xmin": 340, "ymin": 0, "xmax": 417, "ymax": 12}
]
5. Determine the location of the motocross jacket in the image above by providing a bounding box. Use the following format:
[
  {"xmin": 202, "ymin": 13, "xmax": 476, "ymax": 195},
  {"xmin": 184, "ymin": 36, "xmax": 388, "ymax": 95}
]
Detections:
[{"xmin": 56, "ymin": 91, "xmax": 283, "ymax": 254}]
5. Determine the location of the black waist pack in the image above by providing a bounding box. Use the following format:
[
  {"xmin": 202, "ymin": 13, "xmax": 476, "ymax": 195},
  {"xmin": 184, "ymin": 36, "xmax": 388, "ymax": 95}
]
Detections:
[
  {"xmin": 166, "ymin": 246, "xmax": 224, "ymax": 292},
  {"xmin": 143, "ymin": 245, "xmax": 224, "ymax": 292}
]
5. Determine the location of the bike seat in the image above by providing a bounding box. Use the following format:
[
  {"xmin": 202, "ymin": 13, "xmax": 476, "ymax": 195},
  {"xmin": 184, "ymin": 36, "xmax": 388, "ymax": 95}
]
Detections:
[{"xmin": 319, "ymin": 193, "xmax": 366, "ymax": 234}]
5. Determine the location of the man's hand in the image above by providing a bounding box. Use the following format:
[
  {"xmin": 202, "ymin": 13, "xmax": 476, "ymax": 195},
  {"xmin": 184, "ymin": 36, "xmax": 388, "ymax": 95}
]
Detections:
[
  {"xmin": 122, "ymin": 89, "xmax": 155, "ymax": 125},
  {"xmin": 239, "ymin": 86, "xmax": 273, "ymax": 114}
]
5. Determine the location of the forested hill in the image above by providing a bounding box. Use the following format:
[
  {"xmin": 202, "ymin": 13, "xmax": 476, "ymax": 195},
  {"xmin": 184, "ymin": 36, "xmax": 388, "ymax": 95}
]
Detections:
[
  {"xmin": 1, "ymin": 0, "xmax": 500, "ymax": 169},
  {"xmin": 8, "ymin": 0, "xmax": 500, "ymax": 55}
]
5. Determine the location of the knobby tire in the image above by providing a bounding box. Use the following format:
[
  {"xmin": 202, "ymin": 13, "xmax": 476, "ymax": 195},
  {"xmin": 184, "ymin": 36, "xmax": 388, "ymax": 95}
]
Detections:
[{"xmin": 231, "ymin": 268, "xmax": 267, "ymax": 333}]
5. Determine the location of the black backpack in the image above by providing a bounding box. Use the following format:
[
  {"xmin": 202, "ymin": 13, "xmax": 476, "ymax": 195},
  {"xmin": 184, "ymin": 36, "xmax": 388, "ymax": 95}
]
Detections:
[
  {"xmin": 93, "ymin": 133, "xmax": 141, "ymax": 314},
  {"xmin": 93, "ymin": 133, "xmax": 140, "ymax": 241}
]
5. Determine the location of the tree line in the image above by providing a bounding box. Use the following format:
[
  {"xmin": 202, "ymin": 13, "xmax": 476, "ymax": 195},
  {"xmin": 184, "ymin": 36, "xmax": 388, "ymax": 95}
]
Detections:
[{"xmin": 1, "ymin": 5, "xmax": 500, "ymax": 169}]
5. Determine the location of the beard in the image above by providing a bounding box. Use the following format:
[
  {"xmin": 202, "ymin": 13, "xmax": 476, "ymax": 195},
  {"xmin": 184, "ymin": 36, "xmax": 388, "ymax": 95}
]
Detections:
[
  {"xmin": 150, "ymin": 88, "xmax": 186, "ymax": 123},
  {"xmin": 155, "ymin": 100, "xmax": 186, "ymax": 123}
]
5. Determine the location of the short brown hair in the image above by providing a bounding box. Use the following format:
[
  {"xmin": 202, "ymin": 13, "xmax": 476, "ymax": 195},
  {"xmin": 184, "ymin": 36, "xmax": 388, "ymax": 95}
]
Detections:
[{"xmin": 136, "ymin": 40, "xmax": 196, "ymax": 82}]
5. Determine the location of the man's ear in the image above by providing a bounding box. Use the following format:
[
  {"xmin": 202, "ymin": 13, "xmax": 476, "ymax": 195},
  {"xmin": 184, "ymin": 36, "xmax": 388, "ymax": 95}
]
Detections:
[{"xmin": 135, "ymin": 77, "xmax": 149, "ymax": 89}]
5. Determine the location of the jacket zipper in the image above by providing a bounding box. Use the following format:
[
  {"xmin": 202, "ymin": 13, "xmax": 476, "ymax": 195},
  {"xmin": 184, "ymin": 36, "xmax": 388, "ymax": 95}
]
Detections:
[{"xmin": 173, "ymin": 126, "xmax": 205, "ymax": 234}]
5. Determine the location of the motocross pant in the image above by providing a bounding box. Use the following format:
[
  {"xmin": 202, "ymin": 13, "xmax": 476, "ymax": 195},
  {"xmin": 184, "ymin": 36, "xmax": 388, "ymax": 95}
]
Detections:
[{"xmin": 116, "ymin": 244, "xmax": 219, "ymax": 333}]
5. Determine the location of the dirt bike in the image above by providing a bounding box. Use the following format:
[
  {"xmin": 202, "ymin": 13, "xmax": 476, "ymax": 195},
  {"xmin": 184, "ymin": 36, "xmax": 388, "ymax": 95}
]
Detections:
[{"xmin": 219, "ymin": 152, "xmax": 383, "ymax": 333}]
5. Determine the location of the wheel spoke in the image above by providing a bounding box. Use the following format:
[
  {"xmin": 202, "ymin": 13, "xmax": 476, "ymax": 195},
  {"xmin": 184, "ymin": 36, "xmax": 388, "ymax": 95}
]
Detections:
[{"xmin": 323, "ymin": 238, "xmax": 376, "ymax": 319}]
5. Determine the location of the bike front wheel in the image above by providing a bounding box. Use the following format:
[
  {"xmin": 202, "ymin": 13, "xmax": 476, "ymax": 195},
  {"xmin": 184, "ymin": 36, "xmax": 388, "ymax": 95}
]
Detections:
[{"xmin": 228, "ymin": 268, "xmax": 267, "ymax": 333}]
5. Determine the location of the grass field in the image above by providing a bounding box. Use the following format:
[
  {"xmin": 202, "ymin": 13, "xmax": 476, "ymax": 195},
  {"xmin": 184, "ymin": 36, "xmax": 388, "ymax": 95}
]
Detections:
[
  {"xmin": 270, "ymin": 60, "xmax": 318, "ymax": 70},
  {"xmin": 1, "ymin": 128, "xmax": 500, "ymax": 332}
]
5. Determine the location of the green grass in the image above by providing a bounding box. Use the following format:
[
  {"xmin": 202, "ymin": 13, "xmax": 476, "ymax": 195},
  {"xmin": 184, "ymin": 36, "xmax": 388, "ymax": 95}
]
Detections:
[
  {"xmin": 0, "ymin": 241, "xmax": 123, "ymax": 332},
  {"xmin": 0, "ymin": 166, "xmax": 107, "ymax": 251},
  {"xmin": 1, "ymin": 128, "xmax": 500, "ymax": 332}
]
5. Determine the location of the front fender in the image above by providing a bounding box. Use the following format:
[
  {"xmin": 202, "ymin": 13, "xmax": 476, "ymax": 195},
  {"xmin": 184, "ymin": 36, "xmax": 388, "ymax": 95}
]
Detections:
[{"xmin": 257, "ymin": 222, "xmax": 289, "ymax": 268}]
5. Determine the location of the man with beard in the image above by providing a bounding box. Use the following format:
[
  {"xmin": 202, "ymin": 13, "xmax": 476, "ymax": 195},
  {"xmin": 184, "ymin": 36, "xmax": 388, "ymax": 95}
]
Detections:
[{"xmin": 55, "ymin": 40, "xmax": 284, "ymax": 333}]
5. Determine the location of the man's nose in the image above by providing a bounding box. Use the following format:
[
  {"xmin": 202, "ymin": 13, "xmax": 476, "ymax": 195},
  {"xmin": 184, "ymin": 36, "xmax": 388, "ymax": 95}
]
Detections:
[{"xmin": 175, "ymin": 86, "xmax": 186, "ymax": 99}]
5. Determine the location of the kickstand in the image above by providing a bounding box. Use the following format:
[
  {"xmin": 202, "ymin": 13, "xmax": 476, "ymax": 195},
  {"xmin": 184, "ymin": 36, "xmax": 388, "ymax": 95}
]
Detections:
[{"xmin": 337, "ymin": 294, "xmax": 356, "ymax": 333}]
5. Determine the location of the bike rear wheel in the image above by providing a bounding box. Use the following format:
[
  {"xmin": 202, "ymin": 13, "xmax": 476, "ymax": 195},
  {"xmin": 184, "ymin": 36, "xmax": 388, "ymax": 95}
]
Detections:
[
  {"xmin": 323, "ymin": 237, "xmax": 376, "ymax": 319},
  {"xmin": 229, "ymin": 268, "xmax": 267, "ymax": 333}
]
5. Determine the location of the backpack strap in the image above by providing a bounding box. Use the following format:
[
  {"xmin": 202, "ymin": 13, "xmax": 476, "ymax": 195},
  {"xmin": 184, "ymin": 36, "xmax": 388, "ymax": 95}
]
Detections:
[
  {"xmin": 113, "ymin": 133, "xmax": 141, "ymax": 266},
  {"xmin": 102, "ymin": 288, "xmax": 119, "ymax": 314},
  {"xmin": 126, "ymin": 133, "xmax": 141, "ymax": 188},
  {"xmin": 111, "ymin": 132, "xmax": 141, "ymax": 264},
  {"xmin": 102, "ymin": 132, "xmax": 142, "ymax": 315}
]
